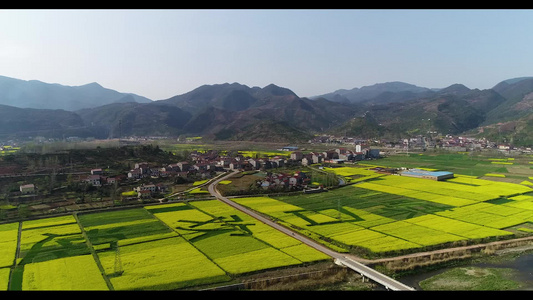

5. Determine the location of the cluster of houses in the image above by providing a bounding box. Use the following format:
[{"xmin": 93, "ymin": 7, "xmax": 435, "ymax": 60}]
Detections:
[
  {"xmin": 311, "ymin": 134, "xmax": 533, "ymax": 155},
  {"xmin": 78, "ymin": 146, "xmax": 382, "ymax": 200},
  {"xmin": 84, "ymin": 168, "xmax": 123, "ymax": 187},
  {"xmin": 383, "ymin": 135, "xmax": 493, "ymax": 152},
  {"xmin": 256, "ymin": 171, "xmax": 311, "ymax": 191},
  {"xmin": 436, "ymin": 135, "xmax": 532, "ymax": 154},
  {"xmin": 134, "ymin": 183, "xmax": 168, "ymax": 199},
  {"xmin": 292, "ymin": 146, "xmax": 380, "ymax": 165}
]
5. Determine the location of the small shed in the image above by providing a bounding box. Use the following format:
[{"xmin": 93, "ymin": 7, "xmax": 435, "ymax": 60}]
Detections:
[{"xmin": 20, "ymin": 184, "xmax": 35, "ymax": 194}]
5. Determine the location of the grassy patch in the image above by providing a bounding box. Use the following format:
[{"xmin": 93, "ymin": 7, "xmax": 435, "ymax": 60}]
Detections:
[
  {"xmin": 192, "ymin": 180, "xmax": 209, "ymax": 186},
  {"xmin": 419, "ymin": 267, "xmax": 522, "ymax": 290}
]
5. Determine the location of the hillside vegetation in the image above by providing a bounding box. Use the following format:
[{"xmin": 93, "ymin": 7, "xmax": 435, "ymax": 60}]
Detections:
[{"xmin": 1, "ymin": 76, "xmax": 533, "ymax": 146}]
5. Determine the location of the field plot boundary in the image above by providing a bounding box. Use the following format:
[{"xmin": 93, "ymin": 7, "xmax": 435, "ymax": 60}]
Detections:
[
  {"xmin": 229, "ymin": 163, "xmax": 533, "ymax": 257},
  {"xmin": 2, "ymin": 157, "xmax": 533, "ymax": 290},
  {"xmin": 0, "ymin": 199, "xmax": 331, "ymax": 290},
  {"xmin": 148, "ymin": 201, "xmax": 330, "ymax": 275}
]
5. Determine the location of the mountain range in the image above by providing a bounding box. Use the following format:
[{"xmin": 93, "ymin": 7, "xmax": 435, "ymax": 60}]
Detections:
[
  {"xmin": 0, "ymin": 75, "xmax": 532, "ymax": 146},
  {"xmin": 0, "ymin": 75, "xmax": 151, "ymax": 111}
]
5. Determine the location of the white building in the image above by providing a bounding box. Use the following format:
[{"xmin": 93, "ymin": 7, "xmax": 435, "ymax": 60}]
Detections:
[
  {"xmin": 20, "ymin": 184, "xmax": 35, "ymax": 194},
  {"xmin": 85, "ymin": 175, "xmax": 102, "ymax": 186},
  {"xmin": 135, "ymin": 184, "xmax": 157, "ymax": 193}
]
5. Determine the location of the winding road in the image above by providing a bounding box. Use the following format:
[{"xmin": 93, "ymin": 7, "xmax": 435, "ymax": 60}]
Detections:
[{"xmin": 208, "ymin": 170, "xmax": 415, "ymax": 291}]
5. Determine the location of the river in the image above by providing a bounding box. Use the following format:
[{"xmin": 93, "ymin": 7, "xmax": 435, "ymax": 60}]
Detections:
[{"xmin": 397, "ymin": 251, "xmax": 533, "ymax": 290}]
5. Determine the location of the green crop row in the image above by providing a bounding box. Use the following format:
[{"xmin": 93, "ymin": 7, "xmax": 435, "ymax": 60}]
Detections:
[
  {"xmin": 3, "ymin": 200, "xmax": 327, "ymax": 290},
  {"xmin": 436, "ymin": 203, "xmax": 533, "ymax": 229},
  {"xmin": 0, "ymin": 268, "xmax": 10, "ymax": 290},
  {"xmin": 7, "ymin": 217, "xmax": 95, "ymax": 290},
  {"xmin": 97, "ymin": 237, "xmax": 229, "ymax": 290},
  {"xmin": 21, "ymin": 255, "xmax": 108, "ymax": 290},
  {"xmin": 0, "ymin": 223, "xmax": 19, "ymax": 268},
  {"xmin": 3, "ymin": 162, "xmax": 532, "ymax": 289},
  {"xmin": 231, "ymin": 165, "xmax": 533, "ymax": 255},
  {"xmin": 406, "ymin": 214, "xmax": 512, "ymax": 240},
  {"xmin": 150, "ymin": 201, "xmax": 329, "ymax": 275}
]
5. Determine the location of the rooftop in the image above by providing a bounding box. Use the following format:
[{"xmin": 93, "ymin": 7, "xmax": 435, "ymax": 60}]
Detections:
[{"xmin": 401, "ymin": 169, "xmax": 453, "ymax": 177}]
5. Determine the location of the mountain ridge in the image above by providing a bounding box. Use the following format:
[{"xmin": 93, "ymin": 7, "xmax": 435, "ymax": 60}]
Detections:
[
  {"xmin": 312, "ymin": 81, "xmax": 436, "ymax": 104},
  {"xmin": 1, "ymin": 75, "xmax": 532, "ymax": 146},
  {"xmin": 0, "ymin": 75, "xmax": 152, "ymax": 111}
]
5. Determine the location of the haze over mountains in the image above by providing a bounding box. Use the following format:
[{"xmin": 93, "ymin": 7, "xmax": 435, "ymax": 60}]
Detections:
[
  {"xmin": 0, "ymin": 75, "xmax": 151, "ymax": 111},
  {"xmin": 0, "ymin": 75, "xmax": 532, "ymax": 146}
]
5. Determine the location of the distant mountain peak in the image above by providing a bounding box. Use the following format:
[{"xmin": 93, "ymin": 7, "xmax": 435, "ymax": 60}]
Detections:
[
  {"xmin": 0, "ymin": 75, "xmax": 151, "ymax": 111},
  {"xmin": 2, "ymin": 76, "xmax": 533, "ymax": 145},
  {"xmin": 438, "ymin": 83, "xmax": 471, "ymax": 95},
  {"xmin": 82, "ymin": 82, "xmax": 103, "ymax": 88},
  {"xmin": 501, "ymin": 77, "xmax": 533, "ymax": 85},
  {"xmin": 314, "ymin": 81, "xmax": 433, "ymax": 104},
  {"xmin": 261, "ymin": 83, "xmax": 297, "ymax": 97}
]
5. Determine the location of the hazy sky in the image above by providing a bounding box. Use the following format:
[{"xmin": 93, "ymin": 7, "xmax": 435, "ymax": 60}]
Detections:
[{"xmin": 1, "ymin": 9, "xmax": 533, "ymax": 100}]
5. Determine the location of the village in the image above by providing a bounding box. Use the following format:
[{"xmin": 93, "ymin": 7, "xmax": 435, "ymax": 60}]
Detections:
[
  {"xmin": 11, "ymin": 130, "xmax": 530, "ymax": 204},
  {"xmin": 310, "ymin": 134, "xmax": 533, "ymax": 155},
  {"xmin": 5, "ymin": 130, "xmax": 530, "ymax": 209},
  {"xmin": 75, "ymin": 145, "xmax": 382, "ymax": 200}
]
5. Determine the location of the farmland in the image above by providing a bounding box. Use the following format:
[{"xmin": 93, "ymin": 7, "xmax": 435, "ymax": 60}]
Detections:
[
  {"xmin": 231, "ymin": 158, "xmax": 533, "ymax": 257},
  {"xmin": 374, "ymin": 152, "xmax": 533, "ymax": 183},
  {"xmin": 1, "ymin": 201, "xmax": 329, "ymax": 290},
  {"xmin": 1, "ymin": 148, "xmax": 533, "ymax": 290},
  {"xmin": 0, "ymin": 146, "xmax": 20, "ymax": 156}
]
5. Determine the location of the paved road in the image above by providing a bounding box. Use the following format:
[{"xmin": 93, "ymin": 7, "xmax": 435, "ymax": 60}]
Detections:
[{"xmin": 208, "ymin": 171, "xmax": 415, "ymax": 291}]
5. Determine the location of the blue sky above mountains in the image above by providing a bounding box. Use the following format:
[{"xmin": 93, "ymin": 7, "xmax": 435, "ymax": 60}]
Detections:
[{"xmin": 1, "ymin": 9, "xmax": 532, "ymax": 100}]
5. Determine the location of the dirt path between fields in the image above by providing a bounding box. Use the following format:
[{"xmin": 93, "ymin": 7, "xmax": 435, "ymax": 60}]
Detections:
[{"xmin": 347, "ymin": 235, "xmax": 533, "ymax": 267}]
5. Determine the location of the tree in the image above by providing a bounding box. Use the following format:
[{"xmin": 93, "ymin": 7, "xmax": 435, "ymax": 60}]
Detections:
[
  {"xmin": 17, "ymin": 205, "xmax": 29, "ymax": 220},
  {"xmin": 110, "ymin": 180, "xmax": 119, "ymax": 204},
  {"xmin": 49, "ymin": 168, "xmax": 57, "ymax": 193}
]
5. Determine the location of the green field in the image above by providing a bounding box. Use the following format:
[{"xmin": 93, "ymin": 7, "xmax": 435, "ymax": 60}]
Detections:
[
  {"xmin": 0, "ymin": 146, "xmax": 20, "ymax": 156},
  {"xmin": 375, "ymin": 153, "xmax": 533, "ymax": 180},
  {"xmin": 159, "ymin": 141, "xmax": 292, "ymax": 158},
  {"xmin": 1, "ymin": 201, "xmax": 329, "ymax": 290},
  {"xmin": 2, "ymin": 152, "xmax": 533, "ymax": 290},
  {"xmin": 229, "ymin": 158, "xmax": 533, "ymax": 255}
]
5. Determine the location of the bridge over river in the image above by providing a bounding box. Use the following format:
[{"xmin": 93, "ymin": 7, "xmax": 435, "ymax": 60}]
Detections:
[{"xmin": 208, "ymin": 171, "xmax": 415, "ymax": 291}]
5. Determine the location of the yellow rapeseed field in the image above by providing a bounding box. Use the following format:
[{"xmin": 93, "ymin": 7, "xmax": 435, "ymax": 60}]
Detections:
[{"xmin": 22, "ymin": 255, "xmax": 108, "ymax": 290}]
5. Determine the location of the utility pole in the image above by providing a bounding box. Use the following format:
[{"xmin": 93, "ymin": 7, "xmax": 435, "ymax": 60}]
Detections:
[
  {"xmin": 338, "ymin": 198, "xmax": 341, "ymax": 221},
  {"xmin": 114, "ymin": 242, "xmax": 123, "ymax": 276}
]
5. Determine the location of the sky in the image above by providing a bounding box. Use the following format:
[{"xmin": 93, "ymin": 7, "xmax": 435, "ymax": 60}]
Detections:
[{"xmin": 1, "ymin": 9, "xmax": 533, "ymax": 101}]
